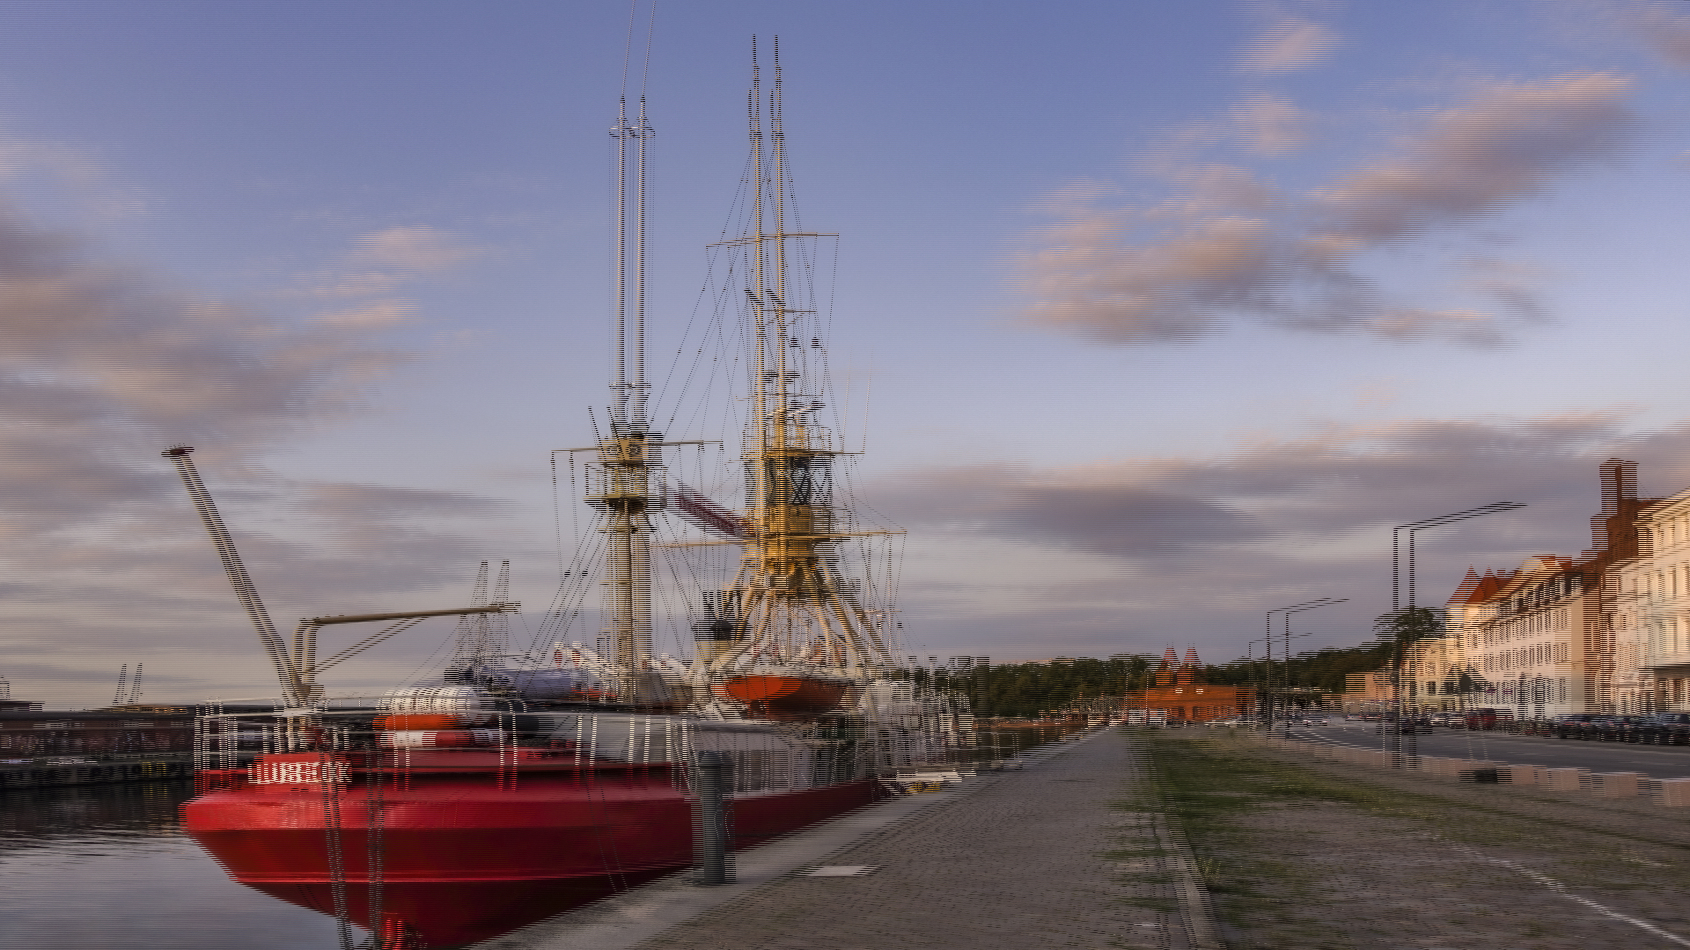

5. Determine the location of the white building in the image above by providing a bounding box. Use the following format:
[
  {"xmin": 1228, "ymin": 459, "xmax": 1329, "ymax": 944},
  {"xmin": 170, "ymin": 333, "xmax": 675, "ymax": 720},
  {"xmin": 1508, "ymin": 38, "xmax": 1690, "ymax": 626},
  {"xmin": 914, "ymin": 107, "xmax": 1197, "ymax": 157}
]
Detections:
[
  {"xmin": 1614, "ymin": 486, "xmax": 1690, "ymax": 712},
  {"xmin": 1397, "ymin": 460, "xmax": 1650, "ymax": 717},
  {"xmin": 1434, "ymin": 556, "xmax": 1599, "ymax": 719}
]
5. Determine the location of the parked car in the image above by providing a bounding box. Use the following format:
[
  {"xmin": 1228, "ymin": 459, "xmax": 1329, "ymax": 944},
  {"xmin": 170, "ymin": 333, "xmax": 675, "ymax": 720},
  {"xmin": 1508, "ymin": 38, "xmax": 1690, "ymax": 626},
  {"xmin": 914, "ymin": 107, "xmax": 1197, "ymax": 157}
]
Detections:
[
  {"xmin": 1633, "ymin": 713, "xmax": 1690, "ymax": 745},
  {"xmin": 1552, "ymin": 713, "xmax": 1605, "ymax": 739},
  {"xmin": 1591, "ymin": 715, "xmax": 1652, "ymax": 742},
  {"xmin": 1464, "ymin": 708, "xmax": 1512, "ymax": 731}
]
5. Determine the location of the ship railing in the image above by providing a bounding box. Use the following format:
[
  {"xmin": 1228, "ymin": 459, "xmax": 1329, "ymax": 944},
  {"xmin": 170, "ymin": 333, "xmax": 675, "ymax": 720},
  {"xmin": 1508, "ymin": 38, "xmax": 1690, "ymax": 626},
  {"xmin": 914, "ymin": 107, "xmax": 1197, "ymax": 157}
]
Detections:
[
  {"xmin": 582, "ymin": 467, "xmax": 668, "ymax": 506},
  {"xmin": 189, "ymin": 702, "xmax": 969, "ymax": 799}
]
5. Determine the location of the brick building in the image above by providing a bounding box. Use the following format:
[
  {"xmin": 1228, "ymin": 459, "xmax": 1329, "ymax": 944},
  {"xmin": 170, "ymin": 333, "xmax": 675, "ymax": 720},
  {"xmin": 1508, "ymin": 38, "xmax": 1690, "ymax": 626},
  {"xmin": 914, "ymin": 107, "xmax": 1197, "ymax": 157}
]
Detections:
[{"xmin": 1130, "ymin": 648, "xmax": 1251, "ymax": 722}]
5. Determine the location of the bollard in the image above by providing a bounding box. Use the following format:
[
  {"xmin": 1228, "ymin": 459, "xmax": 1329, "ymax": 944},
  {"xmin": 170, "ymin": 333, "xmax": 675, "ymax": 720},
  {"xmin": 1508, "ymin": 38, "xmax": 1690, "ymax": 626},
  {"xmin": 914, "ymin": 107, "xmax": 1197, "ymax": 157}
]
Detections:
[
  {"xmin": 693, "ymin": 751, "xmax": 734, "ymax": 885},
  {"xmin": 1498, "ymin": 764, "xmax": 1540, "ymax": 786},
  {"xmin": 1658, "ymin": 778, "xmax": 1690, "ymax": 807},
  {"xmin": 1590, "ymin": 771, "xmax": 1641, "ymax": 798}
]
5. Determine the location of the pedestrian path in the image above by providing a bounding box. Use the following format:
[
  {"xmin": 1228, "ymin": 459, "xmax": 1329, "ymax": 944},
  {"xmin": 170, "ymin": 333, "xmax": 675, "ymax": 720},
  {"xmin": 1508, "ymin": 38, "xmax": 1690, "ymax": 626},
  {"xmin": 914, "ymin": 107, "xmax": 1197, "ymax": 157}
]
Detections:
[{"xmin": 477, "ymin": 729, "xmax": 1213, "ymax": 950}]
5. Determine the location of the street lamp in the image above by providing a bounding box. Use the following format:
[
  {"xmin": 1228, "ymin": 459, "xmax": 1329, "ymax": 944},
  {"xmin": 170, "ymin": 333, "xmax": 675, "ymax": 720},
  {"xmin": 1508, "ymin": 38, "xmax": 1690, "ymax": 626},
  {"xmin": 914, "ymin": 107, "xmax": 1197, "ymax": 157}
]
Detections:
[
  {"xmin": 1247, "ymin": 637, "xmax": 1274, "ymax": 724},
  {"xmin": 1279, "ymin": 600, "xmax": 1347, "ymax": 727},
  {"xmin": 1265, "ymin": 598, "xmax": 1343, "ymax": 731},
  {"xmin": 1386, "ymin": 503, "xmax": 1526, "ymax": 760}
]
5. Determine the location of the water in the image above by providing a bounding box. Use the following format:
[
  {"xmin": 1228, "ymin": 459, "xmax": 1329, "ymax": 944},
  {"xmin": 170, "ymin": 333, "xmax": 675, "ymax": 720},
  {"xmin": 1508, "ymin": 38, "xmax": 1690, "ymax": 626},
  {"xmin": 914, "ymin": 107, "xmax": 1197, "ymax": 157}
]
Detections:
[{"xmin": 0, "ymin": 781, "xmax": 351, "ymax": 950}]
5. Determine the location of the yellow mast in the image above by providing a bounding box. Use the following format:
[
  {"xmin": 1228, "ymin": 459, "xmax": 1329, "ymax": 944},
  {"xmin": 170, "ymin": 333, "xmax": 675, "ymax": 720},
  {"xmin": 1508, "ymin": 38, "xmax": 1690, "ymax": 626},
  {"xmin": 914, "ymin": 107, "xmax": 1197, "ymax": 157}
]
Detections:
[{"xmin": 701, "ymin": 39, "xmax": 900, "ymax": 677}]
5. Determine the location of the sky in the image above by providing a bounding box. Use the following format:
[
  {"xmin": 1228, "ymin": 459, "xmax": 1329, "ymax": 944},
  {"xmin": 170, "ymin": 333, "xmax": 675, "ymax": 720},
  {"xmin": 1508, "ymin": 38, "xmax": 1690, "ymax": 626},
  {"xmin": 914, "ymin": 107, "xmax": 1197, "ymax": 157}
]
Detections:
[{"xmin": 3, "ymin": 0, "xmax": 1690, "ymax": 707}]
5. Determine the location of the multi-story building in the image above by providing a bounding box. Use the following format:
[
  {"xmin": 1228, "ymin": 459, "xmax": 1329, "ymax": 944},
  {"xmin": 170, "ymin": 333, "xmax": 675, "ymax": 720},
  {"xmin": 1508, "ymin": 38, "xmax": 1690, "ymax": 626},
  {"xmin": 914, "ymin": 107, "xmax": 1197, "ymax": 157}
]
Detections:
[
  {"xmin": 1408, "ymin": 460, "xmax": 1653, "ymax": 717},
  {"xmin": 1614, "ymin": 484, "xmax": 1690, "ymax": 712},
  {"xmin": 1439, "ymin": 556, "xmax": 1595, "ymax": 718}
]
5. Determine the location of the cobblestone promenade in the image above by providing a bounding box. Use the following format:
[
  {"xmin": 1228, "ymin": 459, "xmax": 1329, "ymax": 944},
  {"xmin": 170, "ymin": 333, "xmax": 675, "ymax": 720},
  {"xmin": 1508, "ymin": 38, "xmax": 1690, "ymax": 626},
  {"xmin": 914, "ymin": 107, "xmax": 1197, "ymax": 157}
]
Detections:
[{"xmin": 481, "ymin": 729, "xmax": 1209, "ymax": 950}]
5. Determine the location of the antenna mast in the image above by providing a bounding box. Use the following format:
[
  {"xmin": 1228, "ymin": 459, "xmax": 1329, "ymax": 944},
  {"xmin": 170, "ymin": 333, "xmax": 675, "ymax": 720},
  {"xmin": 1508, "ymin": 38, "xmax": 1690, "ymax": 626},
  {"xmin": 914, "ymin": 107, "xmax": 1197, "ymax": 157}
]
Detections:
[{"xmin": 594, "ymin": 43, "xmax": 662, "ymax": 669}]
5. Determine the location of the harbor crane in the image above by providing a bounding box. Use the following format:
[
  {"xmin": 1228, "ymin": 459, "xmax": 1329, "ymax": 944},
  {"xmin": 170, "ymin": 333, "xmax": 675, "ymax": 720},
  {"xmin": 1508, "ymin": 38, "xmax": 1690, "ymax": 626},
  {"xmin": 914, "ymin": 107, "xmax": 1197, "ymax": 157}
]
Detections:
[{"xmin": 163, "ymin": 446, "xmax": 516, "ymax": 707}]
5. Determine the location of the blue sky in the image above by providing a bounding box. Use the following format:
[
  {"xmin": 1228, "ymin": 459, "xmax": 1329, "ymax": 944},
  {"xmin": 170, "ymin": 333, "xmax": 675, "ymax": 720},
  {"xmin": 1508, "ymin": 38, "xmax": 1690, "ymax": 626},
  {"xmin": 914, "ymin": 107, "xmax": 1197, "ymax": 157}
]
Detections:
[{"xmin": 2, "ymin": 1, "xmax": 1690, "ymax": 705}]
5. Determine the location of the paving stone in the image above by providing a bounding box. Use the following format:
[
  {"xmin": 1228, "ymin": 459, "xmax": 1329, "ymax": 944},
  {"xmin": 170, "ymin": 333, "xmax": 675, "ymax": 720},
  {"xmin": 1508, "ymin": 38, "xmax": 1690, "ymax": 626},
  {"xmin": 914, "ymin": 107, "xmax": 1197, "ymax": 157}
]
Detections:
[{"xmin": 631, "ymin": 731, "xmax": 1192, "ymax": 950}]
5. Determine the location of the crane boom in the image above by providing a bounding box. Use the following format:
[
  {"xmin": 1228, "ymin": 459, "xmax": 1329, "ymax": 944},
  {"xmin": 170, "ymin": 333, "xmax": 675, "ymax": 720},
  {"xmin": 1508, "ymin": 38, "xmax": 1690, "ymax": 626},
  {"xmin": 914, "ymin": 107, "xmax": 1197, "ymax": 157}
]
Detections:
[{"xmin": 163, "ymin": 446, "xmax": 304, "ymax": 704}]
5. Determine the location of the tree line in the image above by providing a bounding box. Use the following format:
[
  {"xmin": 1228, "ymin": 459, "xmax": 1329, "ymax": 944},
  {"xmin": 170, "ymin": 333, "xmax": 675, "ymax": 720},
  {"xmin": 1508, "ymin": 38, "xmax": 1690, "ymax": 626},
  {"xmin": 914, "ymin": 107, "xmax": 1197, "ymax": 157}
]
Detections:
[{"xmin": 913, "ymin": 640, "xmax": 1395, "ymax": 719}]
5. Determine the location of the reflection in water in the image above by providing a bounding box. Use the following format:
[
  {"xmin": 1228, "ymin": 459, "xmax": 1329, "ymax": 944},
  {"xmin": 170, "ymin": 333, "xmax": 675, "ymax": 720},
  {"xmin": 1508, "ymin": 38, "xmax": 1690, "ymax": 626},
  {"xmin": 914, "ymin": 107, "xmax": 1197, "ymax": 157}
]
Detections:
[{"xmin": 0, "ymin": 781, "xmax": 346, "ymax": 950}]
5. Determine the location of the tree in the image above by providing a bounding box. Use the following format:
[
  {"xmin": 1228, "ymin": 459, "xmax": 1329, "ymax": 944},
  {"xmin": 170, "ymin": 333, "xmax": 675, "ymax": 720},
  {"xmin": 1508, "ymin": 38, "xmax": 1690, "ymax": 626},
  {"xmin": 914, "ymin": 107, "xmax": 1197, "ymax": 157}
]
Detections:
[
  {"xmin": 1373, "ymin": 607, "xmax": 1445, "ymax": 667},
  {"xmin": 1373, "ymin": 606, "xmax": 1445, "ymax": 729}
]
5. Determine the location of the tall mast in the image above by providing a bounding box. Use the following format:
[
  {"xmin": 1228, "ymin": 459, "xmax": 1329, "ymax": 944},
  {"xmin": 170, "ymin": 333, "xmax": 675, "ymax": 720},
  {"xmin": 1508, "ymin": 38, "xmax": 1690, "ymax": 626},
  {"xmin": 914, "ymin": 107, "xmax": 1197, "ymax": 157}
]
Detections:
[
  {"xmin": 593, "ymin": 71, "xmax": 660, "ymax": 669},
  {"xmin": 698, "ymin": 39, "xmax": 901, "ymax": 675},
  {"xmin": 635, "ymin": 95, "xmax": 650, "ymax": 428},
  {"xmin": 614, "ymin": 97, "xmax": 629, "ymax": 429}
]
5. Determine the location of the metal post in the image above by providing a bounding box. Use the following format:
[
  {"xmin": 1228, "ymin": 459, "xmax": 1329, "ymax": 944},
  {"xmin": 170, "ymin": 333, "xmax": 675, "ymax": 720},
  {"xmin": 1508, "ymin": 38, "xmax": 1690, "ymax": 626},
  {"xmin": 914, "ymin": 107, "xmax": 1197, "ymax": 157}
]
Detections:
[
  {"xmin": 693, "ymin": 751, "xmax": 734, "ymax": 884},
  {"xmin": 1389, "ymin": 503, "xmax": 1525, "ymax": 763},
  {"xmin": 1265, "ymin": 599, "xmax": 1345, "ymax": 731}
]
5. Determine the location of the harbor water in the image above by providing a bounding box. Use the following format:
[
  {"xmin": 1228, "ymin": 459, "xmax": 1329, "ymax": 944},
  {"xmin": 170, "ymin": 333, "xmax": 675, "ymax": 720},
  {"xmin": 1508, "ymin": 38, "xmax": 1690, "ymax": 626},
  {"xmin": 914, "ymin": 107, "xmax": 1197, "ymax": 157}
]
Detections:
[{"xmin": 0, "ymin": 780, "xmax": 350, "ymax": 949}]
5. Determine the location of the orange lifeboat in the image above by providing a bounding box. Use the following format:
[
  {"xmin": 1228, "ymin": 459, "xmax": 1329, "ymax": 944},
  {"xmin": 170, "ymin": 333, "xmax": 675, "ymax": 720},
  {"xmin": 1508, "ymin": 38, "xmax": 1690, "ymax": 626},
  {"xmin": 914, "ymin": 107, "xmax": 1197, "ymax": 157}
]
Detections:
[{"xmin": 724, "ymin": 675, "xmax": 848, "ymax": 715}]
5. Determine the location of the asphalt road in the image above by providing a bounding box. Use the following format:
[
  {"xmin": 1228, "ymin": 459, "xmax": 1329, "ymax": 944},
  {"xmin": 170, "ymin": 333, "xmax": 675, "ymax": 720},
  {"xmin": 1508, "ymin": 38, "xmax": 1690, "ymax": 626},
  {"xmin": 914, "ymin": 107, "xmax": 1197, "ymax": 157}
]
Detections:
[{"xmin": 1272, "ymin": 719, "xmax": 1690, "ymax": 780}]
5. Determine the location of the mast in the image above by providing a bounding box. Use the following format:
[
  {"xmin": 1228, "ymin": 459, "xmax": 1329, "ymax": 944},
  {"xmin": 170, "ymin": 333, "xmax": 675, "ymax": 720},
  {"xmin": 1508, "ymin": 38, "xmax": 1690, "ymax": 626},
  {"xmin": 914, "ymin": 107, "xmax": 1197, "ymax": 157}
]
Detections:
[
  {"xmin": 592, "ymin": 76, "xmax": 660, "ymax": 669},
  {"xmin": 699, "ymin": 39, "xmax": 901, "ymax": 676}
]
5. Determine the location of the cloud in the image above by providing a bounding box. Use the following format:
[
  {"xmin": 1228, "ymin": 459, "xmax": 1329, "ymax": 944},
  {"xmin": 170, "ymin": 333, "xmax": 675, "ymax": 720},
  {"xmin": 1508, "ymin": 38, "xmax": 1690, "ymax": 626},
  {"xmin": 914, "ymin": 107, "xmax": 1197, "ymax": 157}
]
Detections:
[
  {"xmin": 289, "ymin": 226, "xmax": 481, "ymax": 329},
  {"xmin": 0, "ymin": 205, "xmax": 405, "ymax": 530},
  {"xmin": 1233, "ymin": 93, "xmax": 1311, "ymax": 156},
  {"xmin": 312, "ymin": 299, "xmax": 417, "ymax": 329},
  {"xmin": 350, "ymin": 226, "xmax": 479, "ymax": 274},
  {"xmin": 1016, "ymin": 76, "xmax": 1633, "ymax": 346},
  {"xmin": 1239, "ymin": 10, "xmax": 1340, "ymax": 75},
  {"xmin": 0, "ymin": 130, "xmax": 155, "ymax": 217},
  {"xmin": 1628, "ymin": 3, "xmax": 1690, "ymax": 69},
  {"xmin": 873, "ymin": 414, "xmax": 1690, "ymax": 660},
  {"xmin": 0, "ymin": 191, "xmax": 525, "ymax": 706},
  {"xmin": 1313, "ymin": 75, "xmax": 1633, "ymax": 245},
  {"xmin": 877, "ymin": 415, "xmax": 1640, "ymax": 564}
]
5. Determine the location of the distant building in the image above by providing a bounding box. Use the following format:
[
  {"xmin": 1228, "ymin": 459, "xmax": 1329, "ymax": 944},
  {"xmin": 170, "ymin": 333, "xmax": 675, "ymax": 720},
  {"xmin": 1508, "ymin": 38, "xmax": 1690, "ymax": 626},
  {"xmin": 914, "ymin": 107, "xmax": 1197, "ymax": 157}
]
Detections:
[
  {"xmin": 1439, "ymin": 556, "xmax": 1595, "ymax": 718},
  {"xmin": 0, "ymin": 709, "xmax": 192, "ymax": 761},
  {"xmin": 1614, "ymin": 483, "xmax": 1690, "ymax": 712},
  {"xmin": 1414, "ymin": 459, "xmax": 1652, "ymax": 717},
  {"xmin": 1131, "ymin": 647, "xmax": 1250, "ymax": 722}
]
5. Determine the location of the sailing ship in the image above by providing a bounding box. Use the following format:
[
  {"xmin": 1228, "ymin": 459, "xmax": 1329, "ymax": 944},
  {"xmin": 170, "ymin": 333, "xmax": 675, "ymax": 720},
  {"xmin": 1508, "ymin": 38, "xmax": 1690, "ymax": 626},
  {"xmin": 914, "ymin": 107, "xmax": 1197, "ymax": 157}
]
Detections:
[{"xmin": 172, "ymin": 41, "xmax": 974, "ymax": 950}]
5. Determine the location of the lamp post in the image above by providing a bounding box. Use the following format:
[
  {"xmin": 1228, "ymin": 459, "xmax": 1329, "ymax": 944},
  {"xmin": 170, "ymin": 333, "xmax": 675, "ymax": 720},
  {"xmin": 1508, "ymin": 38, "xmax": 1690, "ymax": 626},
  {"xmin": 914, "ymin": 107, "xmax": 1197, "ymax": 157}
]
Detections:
[
  {"xmin": 1387, "ymin": 503, "xmax": 1526, "ymax": 761},
  {"xmin": 1280, "ymin": 601, "xmax": 1346, "ymax": 726},
  {"xmin": 1265, "ymin": 599, "xmax": 1342, "ymax": 731},
  {"xmin": 1247, "ymin": 637, "xmax": 1274, "ymax": 725},
  {"xmin": 1281, "ymin": 629, "xmax": 1316, "ymax": 716}
]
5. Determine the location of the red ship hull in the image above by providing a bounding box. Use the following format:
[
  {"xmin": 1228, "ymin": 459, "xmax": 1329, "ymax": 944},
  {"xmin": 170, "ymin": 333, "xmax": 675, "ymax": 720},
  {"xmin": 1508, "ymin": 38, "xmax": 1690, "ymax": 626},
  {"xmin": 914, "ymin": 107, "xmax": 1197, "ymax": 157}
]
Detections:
[{"xmin": 183, "ymin": 752, "xmax": 881, "ymax": 947}]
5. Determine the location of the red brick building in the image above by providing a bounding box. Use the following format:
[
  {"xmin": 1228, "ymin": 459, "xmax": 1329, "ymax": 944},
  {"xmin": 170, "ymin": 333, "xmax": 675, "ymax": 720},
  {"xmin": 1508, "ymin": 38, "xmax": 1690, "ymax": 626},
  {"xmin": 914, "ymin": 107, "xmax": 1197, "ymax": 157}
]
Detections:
[{"xmin": 1129, "ymin": 648, "xmax": 1250, "ymax": 722}]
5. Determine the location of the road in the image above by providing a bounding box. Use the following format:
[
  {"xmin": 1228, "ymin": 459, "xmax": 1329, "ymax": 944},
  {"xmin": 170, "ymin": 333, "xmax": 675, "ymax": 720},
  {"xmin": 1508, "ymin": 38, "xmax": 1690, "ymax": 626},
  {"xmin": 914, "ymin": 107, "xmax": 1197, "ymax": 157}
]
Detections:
[{"xmin": 1271, "ymin": 719, "xmax": 1690, "ymax": 780}]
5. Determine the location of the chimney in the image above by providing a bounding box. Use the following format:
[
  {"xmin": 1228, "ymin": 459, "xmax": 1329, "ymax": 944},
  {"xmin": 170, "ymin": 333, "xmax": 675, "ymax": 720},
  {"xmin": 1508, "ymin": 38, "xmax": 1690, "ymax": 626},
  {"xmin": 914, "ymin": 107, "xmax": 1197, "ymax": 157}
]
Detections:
[
  {"xmin": 1590, "ymin": 458, "xmax": 1639, "ymax": 554},
  {"xmin": 1600, "ymin": 458, "xmax": 1637, "ymax": 516}
]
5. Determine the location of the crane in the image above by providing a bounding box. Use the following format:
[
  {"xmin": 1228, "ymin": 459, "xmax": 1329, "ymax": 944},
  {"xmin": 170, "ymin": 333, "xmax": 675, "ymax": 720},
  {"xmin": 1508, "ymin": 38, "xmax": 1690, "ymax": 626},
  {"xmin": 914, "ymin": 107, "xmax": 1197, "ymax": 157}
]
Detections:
[{"xmin": 164, "ymin": 446, "xmax": 517, "ymax": 706}]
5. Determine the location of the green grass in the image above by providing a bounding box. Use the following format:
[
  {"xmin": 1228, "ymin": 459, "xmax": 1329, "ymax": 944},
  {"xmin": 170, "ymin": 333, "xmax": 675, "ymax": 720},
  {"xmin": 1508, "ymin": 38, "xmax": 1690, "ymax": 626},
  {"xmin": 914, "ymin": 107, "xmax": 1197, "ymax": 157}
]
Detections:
[{"xmin": 1141, "ymin": 730, "xmax": 1690, "ymax": 918}]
